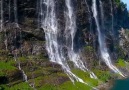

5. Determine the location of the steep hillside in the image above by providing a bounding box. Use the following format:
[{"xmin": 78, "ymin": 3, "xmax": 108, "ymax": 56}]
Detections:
[{"xmin": 0, "ymin": 0, "xmax": 129, "ymax": 90}]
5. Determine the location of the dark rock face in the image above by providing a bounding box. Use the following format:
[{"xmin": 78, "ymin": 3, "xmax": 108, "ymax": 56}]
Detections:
[
  {"xmin": 0, "ymin": 0, "xmax": 129, "ymax": 89},
  {"xmin": 3, "ymin": 0, "xmax": 37, "ymax": 22},
  {"xmin": 7, "ymin": 69, "xmax": 23, "ymax": 82},
  {"xmin": 0, "ymin": 76, "xmax": 8, "ymax": 84},
  {"xmin": 1, "ymin": 0, "xmax": 129, "ymax": 55}
]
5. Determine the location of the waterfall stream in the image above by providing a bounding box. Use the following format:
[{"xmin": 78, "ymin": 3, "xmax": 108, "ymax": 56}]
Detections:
[
  {"xmin": 14, "ymin": 0, "xmax": 19, "ymax": 28},
  {"xmin": 0, "ymin": 0, "xmax": 128, "ymax": 89},
  {"xmin": 0, "ymin": 0, "xmax": 3, "ymax": 32},
  {"xmin": 110, "ymin": 0, "xmax": 114, "ymax": 34},
  {"xmin": 8, "ymin": 0, "xmax": 11, "ymax": 25},
  {"xmin": 65, "ymin": 0, "xmax": 97, "ymax": 79},
  {"xmin": 13, "ymin": 0, "xmax": 28, "ymax": 82},
  {"xmin": 38, "ymin": 0, "xmax": 98, "ymax": 89},
  {"xmin": 92, "ymin": 0, "xmax": 125, "ymax": 77},
  {"xmin": 99, "ymin": 0, "xmax": 104, "ymax": 30},
  {"xmin": 40, "ymin": 0, "xmax": 84, "ymax": 83}
]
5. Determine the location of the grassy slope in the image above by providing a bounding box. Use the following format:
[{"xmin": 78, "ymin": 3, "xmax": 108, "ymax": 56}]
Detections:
[{"xmin": 0, "ymin": 49, "xmax": 129, "ymax": 90}]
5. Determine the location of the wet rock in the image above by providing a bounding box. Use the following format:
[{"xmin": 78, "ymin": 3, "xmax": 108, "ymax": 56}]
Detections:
[{"xmin": 0, "ymin": 76, "xmax": 8, "ymax": 84}]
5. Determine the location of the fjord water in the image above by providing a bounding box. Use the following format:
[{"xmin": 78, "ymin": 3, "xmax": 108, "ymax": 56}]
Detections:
[
  {"xmin": 111, "ymin": 78, "xmax": 129, "ymax": 90},
  {"xmin": 92, "ymin": 0, "xmax": 124, "ymax": 77}
]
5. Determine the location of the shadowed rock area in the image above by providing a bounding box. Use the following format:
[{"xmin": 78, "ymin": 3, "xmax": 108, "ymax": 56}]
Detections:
[{"xmin": 0, "ymin": 0, "xmax": 129, "ymax": 90}]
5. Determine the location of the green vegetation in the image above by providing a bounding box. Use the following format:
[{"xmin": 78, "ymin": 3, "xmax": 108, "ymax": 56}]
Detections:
[
  {"xmin": 84, "ymin": 46, "xmax": 94, "ymax": 52},
  {"xmin": 72, "ymin": 69, "xmax": 98, "ymax": 86},
  {"xmin": 0, "ymin": 61, "xmax": 16, "ymax": 70},
  {"xmin": 18, "ymin": 56, "xmax": 27, "ymax": 61},
  {"xmin": 58, "ymin": 81, "xmax": 92, "ymax": 90},
  {"xmin": 93, "ymin": 69, "xmax": 111, "ymax": 82},
  {"xmin": 9, "ymin": 82, "xmax": 33, "ymax": 90},
  {"xmin": 0, "ymin": 60, "xmax": 17, "ymax": 76},
  {"xmin": 0, "ymin": 48, "xmax": 127, "ymax": 90},
  {"xmin": 116, "ymin": 58, "xmax": 126, "ymax": 67},
  {"xmin": 114, "ymin": 0, "xmax": 121, "ymax": 5},
  {"xmin": 37, "ymin": 81, "xmax": 92, "ymax": 90},
  {"xmin": 1, "ymin": 82, "xmax": 32, "ymax": 90},
  {"xmin": 0, "ymin": 85, "xmax": 9, "ymax": 90},
  {"xmin": 125, "ymin": 29, "xmax": 129, "ymax": 37}
]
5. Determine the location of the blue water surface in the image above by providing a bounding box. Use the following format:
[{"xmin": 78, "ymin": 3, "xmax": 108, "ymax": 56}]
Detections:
[{"xmin": 111, "ymin": 78, "xmax": 129, "ymax": 90}]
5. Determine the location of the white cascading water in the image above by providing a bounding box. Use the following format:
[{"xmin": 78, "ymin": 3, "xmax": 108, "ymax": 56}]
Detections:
[
  {"xmin": 14, "ymin": 0, "xmax": 19, "ymax": 28},
  {"xmin": 99, "ymin": 0, "xmax": 104, "ymax": 30},
  {"xmin": 84, "ymin": 0, "xmax": 98, "ymax": 61},
  {"xmin": 0, "ymin": 0, "xmax": 3, "ymax": 32},
  {"xmin": 110, "ymin": 0, "xmax": 114, "ymax": 34},
  {"xmin": 41, "ymin": 0, "xmax": 82, "ymax": 82},
  {"xmin": 65, "ymin": 0, "xmax": 97, "ymax": 79},
  {"xmin": 8, "ymin": 0, "xmax": 11, "ymax": 25},
  {"xmin": 18, "ymin": 62, "xmax": 28, "ymax": 82},
  {"xmin": 0, "ymin": 0, "xmax": 8, "ymax": 50},
  {"xmin": 92, "ymin": 0, "xmax": 125, "ymax": 77},
  {"xmin": 39, "ymin": 0, "xmax": 97, "ymax": 89},
  {"xmin": 84, "ymin": 0, "xmax": 92, "ymax": 32},
  {"xmin": 13, "ymin": 0, "xmax": 28, "ymax": 82}
]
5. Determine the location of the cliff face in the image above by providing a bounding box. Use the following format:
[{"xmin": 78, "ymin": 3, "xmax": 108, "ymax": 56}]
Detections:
[
  {"xmin": 1, "ymin": 0, "xmax": 129, "ymax": 53},
  {"xmin": 0, "ymin": 0, "xmax": 129, "ymax": 89}
]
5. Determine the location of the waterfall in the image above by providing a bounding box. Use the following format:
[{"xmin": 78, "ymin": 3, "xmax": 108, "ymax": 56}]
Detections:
[
  {"xmin": 92, "ymin": 0, "xmax": 125, "ymax": 77},
  {"xmin": 39, "ymin": 0, "xmax": 98, "ymax": 89},
  {"xmin": 65, "ymin": 0, "xmax": 97, "ymax": 79},
  {"xmin": 84, "ymin": 0, "xmax": 92, "ymax": 33},
  {"xmin": 14, "ymin": 0, "xmax": 19, "ymax": 28},
  {"xmin": 0, "ymin": 0, "xmax": 8, "ymax": 50},
  {"xmin": 110, "ymin": 0, "xmax": 114, "ymax": 34},
  {"xmin": 13, "ymin": 50, "xmax": 28, "ymax": 82},
  {"xmin": 0, "ymin": 0, "xmax": 3, "ymax": 32},
  {"xmin": 13, "ymin": 0, "xmax": 28, "ymax": 82},
  {"xmin": 65, "ymin": 0, "xmax": 86, "ymax": 72},
  {"xmin": 99, "ymin": 0, "xmax": 104, "ymax": 30},
  {"xmin": 40, "ymin": 0, "xmax": 81, "ymax": 82},
  {"xmin": 18, "ymin": 62, "xmax": 28, "ymax": 82},
  {"xmin": 8, "ymin": 0, "xmax": 11, "ymax": 25}
]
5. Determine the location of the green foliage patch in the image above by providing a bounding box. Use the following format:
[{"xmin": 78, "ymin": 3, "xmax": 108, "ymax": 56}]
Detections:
[
  {"xmin": 0, "ymin": 60, "xmax": 17, "ymax": 76},
  {"xmin": 116, "ymin": 58, "xmax": 126, "ymax": 67}
]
